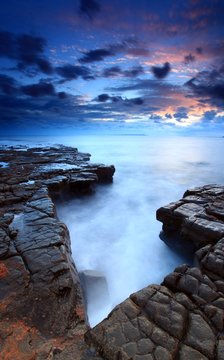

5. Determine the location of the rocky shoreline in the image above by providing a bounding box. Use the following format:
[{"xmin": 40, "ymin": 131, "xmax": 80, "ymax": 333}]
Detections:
[
  {"xmin": 87, "ymin": 185, "xmax": 224, "ymax": 360},
  {"xmin": 0, "ymin": 146, "xmax": 223, "ymax": 359},
  {"xmin": 0, "ymin": 145, "xmax": 114, "ymax": 359}
]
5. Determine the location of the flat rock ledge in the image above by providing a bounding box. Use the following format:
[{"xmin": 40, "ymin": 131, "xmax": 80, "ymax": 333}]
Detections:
[
  {"xmin": 86, "ymin": 185, "xmax": 224, "ymax": 360},
  {"xmin": 0, "ymin": 145, "xmax": 114, "ymax": 360}
]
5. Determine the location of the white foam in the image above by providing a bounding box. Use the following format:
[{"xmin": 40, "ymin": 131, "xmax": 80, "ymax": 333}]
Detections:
[{"xmin": 38, "ymin": 163, "xmax": 80, "ymax": 172}]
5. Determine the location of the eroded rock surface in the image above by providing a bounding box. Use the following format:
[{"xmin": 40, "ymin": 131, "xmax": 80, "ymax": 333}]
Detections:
[
  {"xmin": 86, "ymin": 185, "xmax": 224, "ymax": 360},
  {"xmin": 157, "ymin": 184, "xmax": 224, "ymax": 250},
  {"xmin": 0, "ymin": 145, "xmax": 114, "ymax": 359}
]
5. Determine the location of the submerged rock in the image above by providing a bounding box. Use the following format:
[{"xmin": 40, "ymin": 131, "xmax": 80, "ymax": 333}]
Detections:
[
  {"xmin": 79, "ymin": 270, "xmax": 110, "ymax": 326},
  {"xmin": 79, "ymin": 270, "xmax": 110, "ymax": 307}
]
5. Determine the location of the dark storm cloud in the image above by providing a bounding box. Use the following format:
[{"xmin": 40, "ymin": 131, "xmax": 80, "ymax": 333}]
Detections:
[
  {"xmin": 103, "ymin": 67, "xmax": 120, "ymax": 78},
  {"xmin": 124, "ymin": 66, "xmax": 144, "ymax": 78},
  {"xmin": 174, "ymin": 107, "xmax": 189, "ymax": 121},
  {"xmin": 196, "ymin": 47, "xmax": 203, "ymax": 54},
  {"xmin": 0, "ymin": 93, "xmax": 40, "ymax": 120},
  {"xmin": 184, "ymin": 53, "xmax": 196, "ymax": 63},
  {"xmin": 149, "ymin": 114, "xmax": 163, "ymax": 123},
  {"xmin": 103, "ymin": 66, "xmax": 144, "ymax": 78},
  {"xmin": 107, "ymin": 78, "xmax": 177, "ymax": 94},
  {"xmin": 96, "ymin": 93, "xmax": 111, "ymax": 102},
  {"xmin": 0, "ymin": 72, "xmax": 67, "ymax": 99},
  {"xmin": 186, "ymin": 63, "xmax": 224, "ymax": 107},
  {"xmin": 0, "ymin": 89, "xmax": 144, "ymax": 125},
  {"xmin": 21, "ymin": 81, "xmax": 55, "ymax": 97},
  {"xmin": 107, "ymin": 78, "xmax": 187, "ymax": 115},
  {"xmin": 95, "ymin": 93, "xmax": 123, "ymax": 103},
  {"xmin": 16, "ymin": 34, "xmax": 45, "ymax": 62},
  {"xmin": 17, "ymin": 34, "xmax": 53, "ymax": 74},
  {"xmin": 0, "ymin": 31, "xmax": 15, "ymax": 58},
  {"xmin": 79, "ymin": 0, "xmax": 100, "ymax": 20},
  {"xmin": 0, "ymin": 31, "xmax": 53, "ymax": 74},
  {"xmin": 79, "ymin": 38, "xmax": 150, "ymax": 65},
  {"xmin": 0, "ymin": 74, "xmax": 18, "ymax": 95},
  {"xmin": 57, "ymin": 91, "xmax": 67, "ymax": 99},
  {"xmin": 131, "ymin": 97, "xmax": 144, "ymax": 105},
  {"xmin": 0, "ymin": 30, "xmax": 93, "ymax": 80},
  {"xmin": 202, "ymin": 110, "xmax": 217, "ymax": 122},
  {"xmin": 0, "ymin": 87, "xmax": 71, "ymax": 122},
  {"xmin": 36, "ymin": 58, "xmax": 53, "ymax": 75},
  {"xmin": 165, "ymin": 113, "xmax": 173, "ymax": 119},
  {"xmin": 95, "ymin": 93, "xmax": 144, "ymax": 106},
  {"xmin": 151, "ymin": 62, "xmax": 171, "ymax": 79},
  {"xmin": 1, "ymin": 1, "xmax": 223, "ymax": 132},
  {"xmin": 79, "ymin": 48, "xmax": 114, "ymax": 63},
  {"xmin": 56, "ymin": 64, "xmax": 94, "ymax": 81},
  {"xmin": 0, "ymin": 72, "xmax": 55, "ymax": 98}
]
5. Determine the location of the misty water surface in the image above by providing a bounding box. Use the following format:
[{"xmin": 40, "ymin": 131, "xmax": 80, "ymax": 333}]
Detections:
[{"xmin": 55, "ymin": 135, "xmax": 224, "ymax": 326}]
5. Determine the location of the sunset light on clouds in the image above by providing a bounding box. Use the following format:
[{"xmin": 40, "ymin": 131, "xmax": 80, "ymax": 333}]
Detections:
[{"xmin": 0, "ymin": 0, "xmax": 223, "ymax": 135}]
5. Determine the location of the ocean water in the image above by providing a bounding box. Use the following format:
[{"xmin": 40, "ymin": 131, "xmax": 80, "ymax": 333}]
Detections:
[{"xmin": 1, "ymin": 135, "xmax": 224, "ymax": 326}]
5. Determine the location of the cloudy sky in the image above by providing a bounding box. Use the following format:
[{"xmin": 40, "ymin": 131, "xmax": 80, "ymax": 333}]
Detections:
[{"xmin": 0, "ymin": 0, "xmax": 224, "ymax": 135}]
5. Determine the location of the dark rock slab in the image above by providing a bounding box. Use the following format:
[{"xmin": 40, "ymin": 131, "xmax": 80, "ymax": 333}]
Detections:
[
  {"xmin": 86, "ymin": 185, "xmax": 224, "ymax": 360},
  {"xmin": 156, "ymin": 184, "xmax": 224, "ymax": 249},
  {"xmin": 0, "ymin": 144, "xmax": 115, "ymax": 359}
]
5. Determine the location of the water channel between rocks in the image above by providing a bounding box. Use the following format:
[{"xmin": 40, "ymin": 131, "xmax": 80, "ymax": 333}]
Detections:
[{"xmin": 55, "ymin": 135, "xmax": 224, "ymax": 326}]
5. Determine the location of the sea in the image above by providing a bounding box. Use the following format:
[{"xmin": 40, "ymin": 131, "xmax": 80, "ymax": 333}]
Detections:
[{"xmin": 1, "ymin": 135, "xmax": 224, "ymax": 326}]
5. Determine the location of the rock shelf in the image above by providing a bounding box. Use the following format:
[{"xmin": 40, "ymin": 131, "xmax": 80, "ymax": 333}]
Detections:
[{"xmin": 0, "ymin": 145, "xmax": 114, "ymax": 359}]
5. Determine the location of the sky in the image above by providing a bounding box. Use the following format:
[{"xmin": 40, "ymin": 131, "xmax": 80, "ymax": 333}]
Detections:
[{"xmin": 0, "ymin": 0, "xmax": 224, "ymax": 135}]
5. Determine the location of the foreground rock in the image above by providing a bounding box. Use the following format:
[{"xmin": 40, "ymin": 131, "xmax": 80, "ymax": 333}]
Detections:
[
  {"xmin": 86, "ymin": 185, "xmax": 224, "ymax": 360},
  {"xmin": 0, "ymin": 145, "xmax": 114, "ymax": 359}
]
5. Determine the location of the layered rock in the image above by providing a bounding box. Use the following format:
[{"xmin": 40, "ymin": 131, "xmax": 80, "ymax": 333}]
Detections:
[
  {"xmin": 86, "ymin": 185, "xmax": 224, "ymax": 360},
  {"xmin": 156, "ymin": 184, "xmax": 224, "ymax": 250},
  {"xmin": 0, "ymin": 145, "xmax": 114, "ymax": 359}
]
